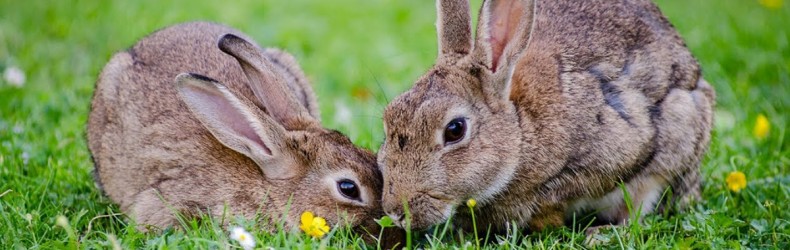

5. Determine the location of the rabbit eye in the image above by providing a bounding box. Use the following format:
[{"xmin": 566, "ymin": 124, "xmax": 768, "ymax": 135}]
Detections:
[
  {"xmin": 443, "ymin": 118, "xmax": 466, "ymax": 145},
  {"xmin": 337, "ymin": 179, "xmax": 360, "ymax": 201}
]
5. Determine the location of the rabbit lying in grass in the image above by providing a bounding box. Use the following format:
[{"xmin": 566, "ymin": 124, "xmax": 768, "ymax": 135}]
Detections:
[
  {"xmin": 87, "ymin": 22, "xmax": 385, "ymax": 234},
  {"xmin": 378, "ymin": 0, "xmax": 715, "ymax": 232}
]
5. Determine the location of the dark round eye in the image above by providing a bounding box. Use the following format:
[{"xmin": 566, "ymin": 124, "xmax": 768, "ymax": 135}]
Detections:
[
  {"xmin": 443, "ymin": 118, "xmax": 466, "ymax": 144},
  {"xmin": 337, "ymin": 179, "xmax": 360, "ymax": 201}
]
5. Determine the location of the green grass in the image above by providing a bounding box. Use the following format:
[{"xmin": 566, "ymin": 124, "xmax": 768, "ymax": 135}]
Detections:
[{"xmin": 0, "ymin": 0, "xmax": 787, "ymax": 248}]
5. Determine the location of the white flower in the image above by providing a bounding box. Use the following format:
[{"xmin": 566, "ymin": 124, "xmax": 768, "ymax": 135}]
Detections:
[
  {"xmin": 21, "ymin": 151, "xmax": 29, "ymax": 165},
  {"xmin": 13, "ymin": 124, "xmax": 24, "ymax": 134},
  {"xmin": 229, "ymin": 227, "xmax": 255, "ymax": 250},
  {"xmin": 3, "ymin": 66, "xmax": 26, "ymax": 87},
  {"xmin": 333, "ymin": 101, "xmax": 352, "ymax": 126}
]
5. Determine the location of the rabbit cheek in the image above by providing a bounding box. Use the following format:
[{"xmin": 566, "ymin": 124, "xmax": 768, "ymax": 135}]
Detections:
[{"xmin": 457, "ymin": 110, "xmax": 521, "ymax": 202}]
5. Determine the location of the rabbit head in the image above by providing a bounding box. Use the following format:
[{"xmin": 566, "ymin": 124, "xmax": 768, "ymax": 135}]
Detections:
[
  {"xmin": 170, "ymin": 34, "xmax": 385, "ymax": 230},
  {"xmin": 378, "ymin": 0, "xmax": 536, "ymax": 229},
  {"xmin": 175, "ymin": 78, "xmax": 378, "ymax": 227}
]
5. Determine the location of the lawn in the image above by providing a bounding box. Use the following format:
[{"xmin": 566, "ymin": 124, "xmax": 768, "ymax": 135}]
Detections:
[{"xmin": 0, "ymin": 0, "xmax": 787, "ymax": 249}]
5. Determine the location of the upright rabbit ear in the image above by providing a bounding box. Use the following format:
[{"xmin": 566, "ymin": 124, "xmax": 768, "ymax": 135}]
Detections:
[
  {"xmin": 218, "ymin": 34, "xmax": 319, "ymax": 131},
  {"xmin": 176, "ymin": 73, "xmax": 297, "ymax": 180},
  {"xmin": 436, "ymin": 0, "xmax": 473, "ymax": 59},
  {"xmin": 472, "ymin": 0, "xmax": 536, "ymax": 98}
]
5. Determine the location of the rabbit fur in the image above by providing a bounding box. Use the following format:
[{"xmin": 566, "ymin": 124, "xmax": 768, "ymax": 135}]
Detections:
[
  {"xmin": 378, "ymin": 0, "xmax": 715, "ymax": 232},
  {"xmin": 87, "ymin": 22, "xmax": 385, "ymax": 232}
]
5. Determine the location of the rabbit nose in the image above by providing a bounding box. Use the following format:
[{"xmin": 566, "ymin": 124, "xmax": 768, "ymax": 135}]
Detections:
[
  {"xmin": 383, "ymin": 201, "xmax": 401, "ymax": 218},
  {"xmin": 383, "ymin": 197, "xmax": 406, "ymax": 226},
  {"xmin": 386, "ymin": 211, "xmax": 406, "ymax": 227}
]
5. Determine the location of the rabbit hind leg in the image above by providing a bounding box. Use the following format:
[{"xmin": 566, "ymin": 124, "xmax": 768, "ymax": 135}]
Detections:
[{"xmin": 568, "ymin": 174, "xmax": 668, "ymax": 228}]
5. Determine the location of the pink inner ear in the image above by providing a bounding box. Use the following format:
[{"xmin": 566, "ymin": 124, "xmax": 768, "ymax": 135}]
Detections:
[
  {"xmin": 217, "ymin": 101, "xmax": 272, "ymax": 156},
  {"xmin": 192, "ymin": 87, "xmax": 272, "ymax": 156},
  {"xmin": 488, "ymin": 0, "xmax": 525, "ymax": 71}
]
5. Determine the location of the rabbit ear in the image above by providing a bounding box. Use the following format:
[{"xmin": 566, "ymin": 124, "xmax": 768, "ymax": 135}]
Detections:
[
  {"xmin": 436, "ymin": 0, "xmax": 473, "ymax": 59},
  {"xmin": 472, "ymin": 0, "xmax": 536, "ymax": 97},
  {"xmin": 473, "ymin": 0, "xmax": 536, "ymax": 72},
  {"xmin": 218, "ymin": 34, "xmax": 319, "ymax": 130},
  {"xmin": 176, "ymin": 73, "xmax": 297, "ymax": 180}
]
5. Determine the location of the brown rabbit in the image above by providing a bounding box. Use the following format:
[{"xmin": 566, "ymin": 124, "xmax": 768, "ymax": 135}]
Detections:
[
  {"xmin": 378, "ymin": 0, "xmax": 715, "ymax": 233},
  {"xmin": 87, "ymin": 22, "xmax": 384, "ymax": 233}
]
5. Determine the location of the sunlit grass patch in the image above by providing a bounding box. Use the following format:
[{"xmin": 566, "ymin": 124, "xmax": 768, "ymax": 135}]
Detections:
[{"xmin": 0, "ymin": 0, "xmax": 787, "ymax": 248}]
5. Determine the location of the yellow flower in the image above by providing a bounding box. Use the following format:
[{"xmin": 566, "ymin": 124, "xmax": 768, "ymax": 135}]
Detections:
[
  {"xmin": 726, "ymin": 171, "xmax": 747, "ymax": 192},
  {"xmin": 759, "ymin": 0, "xmax": 783, "ymax": 9},
  {"xmin": 753, "ymin": 114, "xmax": 770, "ymax": 140},
  {"xmin": 300, "ymin": 211, "xmax": 330, "ymax": 238},
  {"xmin": 466, "ymin": 199, "xmax": 477, "ymax": 208}
]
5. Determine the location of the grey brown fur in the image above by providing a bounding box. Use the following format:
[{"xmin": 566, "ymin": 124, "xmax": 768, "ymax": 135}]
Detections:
[
  {"xmin": 379, "ymin": 0, "xmax": 715, "ymax": 232},
  {"xmin": 87, "ymin": 22, "xmax": 384, "ymax": 232}
]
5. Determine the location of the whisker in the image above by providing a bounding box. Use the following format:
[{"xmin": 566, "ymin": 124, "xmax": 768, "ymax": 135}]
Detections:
[{"xmin": 366, "ymin": 68, "xmax": 390, "ymax": 106}]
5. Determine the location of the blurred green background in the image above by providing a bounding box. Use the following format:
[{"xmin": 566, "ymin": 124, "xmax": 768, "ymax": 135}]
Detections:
[{"xmin": 0, "ymin": 0, "xmax": 787, "ymax": 248}]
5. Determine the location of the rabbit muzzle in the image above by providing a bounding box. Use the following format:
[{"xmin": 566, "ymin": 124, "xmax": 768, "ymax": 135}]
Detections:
[{"xmin": 382, "ymin": 188, "xmax": 456, "ymax": 230}]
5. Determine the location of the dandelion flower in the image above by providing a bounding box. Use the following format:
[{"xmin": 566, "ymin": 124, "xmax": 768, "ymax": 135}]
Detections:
[
  {"xmin": 753, "ymin": 114, "xmax": 770, "ymax": 140},
  {"xmin": 229, "ymin": 227, "xmax": 256, "ymax": 250},
  {"xmin": 466, "ymin": 199, "xmax": 477, "ymax": 208},
  {"xmin": 759, "ymin": 0, "xmax": 783, "ymax": 9},
  {"xmin": 300, "ymin": 211, "xmax": 330, "ymax": 238},
  {"xmin": 726, "ymin": 171, "xmax": 747, "ymax": 193},
  {"xmin": 3, "ymin": 66, "xmax": 26, "ymax": 87}
]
